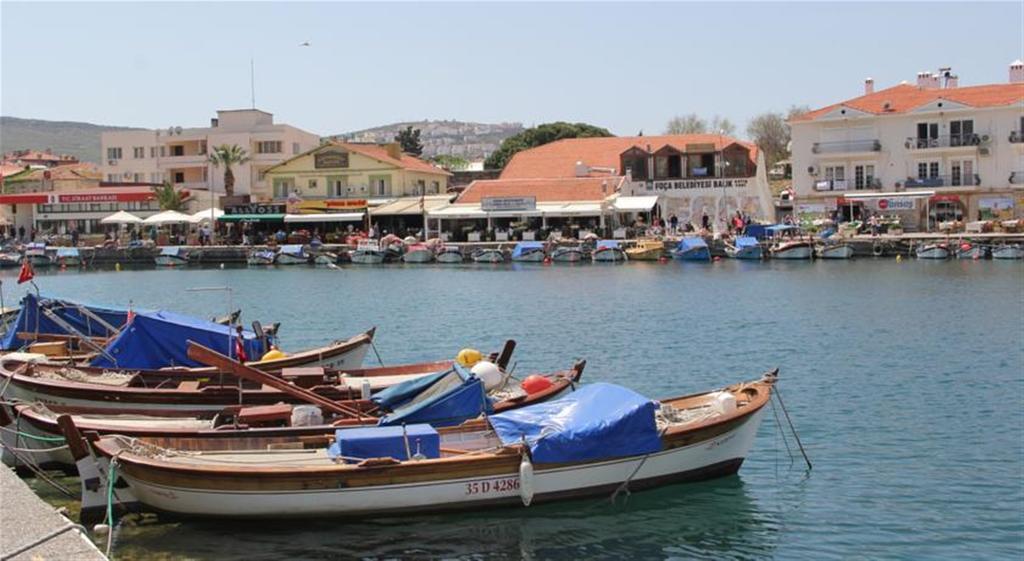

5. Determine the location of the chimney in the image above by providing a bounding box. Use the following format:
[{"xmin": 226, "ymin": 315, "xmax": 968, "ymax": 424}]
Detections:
[
  {"xmin": 384, "ymin": 142, "xmax": 402, "ymax": 160},
  {"xmin": 1010, "ymin": 60, "xmax": 1024, "ymax": 83},
  {"xmin": 916, "ymin": 71, "xmax": 940, "ymax": 89},
  {"xmin": 946, "ymin": 74, "xmax": 959, "ymax": 89},
  {"xmin": 864, "ymin": 77, "xmax": 874, "ymax": 95}
]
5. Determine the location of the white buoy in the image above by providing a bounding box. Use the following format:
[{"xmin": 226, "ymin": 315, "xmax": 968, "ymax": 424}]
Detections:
[
  {"xmin": 471, "ymin": 361, "xmax": 503, "ymax": 391},
  {"xmin": 220, "ymin": 263, "xmax": 225, "ymax": 269},
  {"xmin": 519, "ymin": 454, "xmax": 535, "ymax": 507},
  {"xmin": 360, "ymin": 378, "xmax": 372, "ymax": 400},
  {"xmin": 93, "ymin": 523, "xmax": 110, "ymax": 535}
]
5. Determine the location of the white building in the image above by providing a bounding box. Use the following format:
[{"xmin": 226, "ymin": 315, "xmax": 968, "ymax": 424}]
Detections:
[
  {"xmin": 790, "ymin": 63, "xmax": 1024, "ymax": 229},
  {"xmin": 100, "ymin": 109, "xmax": 320, "ymax": 197}
]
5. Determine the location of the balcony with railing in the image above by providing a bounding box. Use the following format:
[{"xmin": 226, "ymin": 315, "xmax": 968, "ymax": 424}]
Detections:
[
  {"xmin": 904, "ymin": 174, "xmax": 980, "ymax": 188},
  {"xmin": 811, "ymin": 139, "xmax": 881, "ymax": 154},
  {"xmin": 1010, "ymin": 130, "xmax": 1024, "ymax": 144},
  {"xmin": 904, "ymin": 133, "xmax": 988, "ymax": 150},
  {"xmin": 813, "ymin": 178, "xmax": 881, "ymax": 192}
]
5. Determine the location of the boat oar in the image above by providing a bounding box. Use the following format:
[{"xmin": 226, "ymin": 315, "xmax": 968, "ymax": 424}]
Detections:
[{"xmin": 186, "ymin": 341, "xmax": 364, "ymax": 420}]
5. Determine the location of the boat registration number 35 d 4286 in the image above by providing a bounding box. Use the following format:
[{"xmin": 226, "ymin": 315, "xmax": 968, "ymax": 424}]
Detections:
[{"xmin": 465, "ymin": 477, "xmax": 520, "ymax": 496}]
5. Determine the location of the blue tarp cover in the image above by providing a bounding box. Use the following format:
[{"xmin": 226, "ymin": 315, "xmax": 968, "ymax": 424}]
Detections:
[
  {"xmin": 279, "ymin": 244, "xmax": 305, "ymax": 256},
  {"xmin": 489, "ymin": 383, "xmax": 662, "ymax": 464},
  {"xmin": 159, "ymin": 246, "xmax": 185, "ymax": 256},
  {"xmin": 91, "ymin": 310, "xmax": 265, "ymax": 369},
  {"xmin": 765, "ymin": 224, "xmax": 799, "ymax": 233},
  {"xmin": 371, "ymin": 367, "xmax": 458, "ymax": 410},
  {"xmin": 1, "ymin": 294, "xmax": 129, "ymax": 350},
  {"xmin": 328, "ymin": 424, "xmax": 440, "ymax": 462},
  {"xmin": 735, "ymin": 236, "xmax": 759, "ymax": 248},
  {"xmin": 677, "ymin": 237, "xmax": 708, "ymax": 251},
  {"xmin": 596, "ymin": 240, "xmax": 620, "ymax": 249},
  {"xmin": 56, "ymin": 247, "xmax": 80, "ymax": 257},
  {"xmin": 26, "ymin": 242, "xmax": 46, "ymax": 250},
  {"xmin": 511, "ymin": 242, "xmax": 545, "ymax": 258},
  {"xmin": 378, "ymin": 373, "xmax": 493, "ymax": 428}
]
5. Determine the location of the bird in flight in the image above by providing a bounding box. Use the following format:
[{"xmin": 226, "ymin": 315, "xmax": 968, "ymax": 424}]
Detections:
[{"xmin": 299, "ymin": 41, "xmax": 311, "ymax": 47}]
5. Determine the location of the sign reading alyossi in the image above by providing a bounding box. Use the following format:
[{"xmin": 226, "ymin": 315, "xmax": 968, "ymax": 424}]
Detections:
[
  {"xmin": 648, "ymin": 178, "xmax": 749, "ymax": 191},
  {"xmin": 315, "ymin": 151, "xmax": 350, "ymax": 169},
  {"xmin": 225, "ymin": 203, "xmax": 285, "ymax": 215}
]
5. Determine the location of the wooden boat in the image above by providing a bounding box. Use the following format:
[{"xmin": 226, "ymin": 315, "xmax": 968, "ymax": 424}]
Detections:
[
  {"xmin": 550, "ymin": 245, "xmax": 584, "ymax": 262},
  {"xmin": 247, "ymin": 249, "xmax": 275, "ymax": 266},
  {"xmin": 815, "ymin": 242, "xmax": 854, "ymax": 259},
  {"xmin": 592, "ymin": 240, "xmax": 627, "ymax": 262},
  {"xmin": 24, "ymin": 243, "xmax": 53, "ymax": 267},
  {"xmin": 992, "ymin": 244, "xmax": 1023, "ymax": 260},
  {"xmin": 54, "ymin": 247, "xmax": 83, "ymax": 267},
  {"xmin": 625, "ymin": 239, "xmax": 664, "ymax": 261},
  {"xmin": 954, "ymin": 242, "xmax": 987, "ymax": 260},
  {"xmin": 472, "ymin": 248, "xmax": 506, "ymax": 263},
  {"xmin": 62, "ymin": 372, "xmax": 775, "ymax": 521},
  {"xmin": 435, "ymin": 245, "xmax": 464, "ymax": 263},
  {"xmin": 402, "ymin": 243, "xmax": 435, "ymax": 263},
  {"xmin": 672, "ymin": 237, "xmax": 711, "ymax": 262},
  {"xmin": 725, "ymin": 236, "xmax": 762, "ymax": 260},
  {"xmin": 275, "ymin": 244, "xmax": 310, "ymax": 265},
  {"xmin": 916, "ymin": 242, "xmax": 950, "ymax": 260},
  {"xmin": 155, "ymin": 246, "xmax": 189, "ymax": 267},
  {"xmin": 770, "ymin": 240, "xmax": 813, "ymax": 260},
  {"xmin": 0, "ymin": 252, "xmax": 21, "ymax": 268},
  {"xmin": 351, "ymin": 240, "xmax": 385, "ymax": 264},
  {"xmin": 510, "ymin": 242, "xmax": 547, "ymax": 263}
]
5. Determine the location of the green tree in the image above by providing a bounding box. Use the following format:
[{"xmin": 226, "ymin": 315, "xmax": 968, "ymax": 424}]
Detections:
[
  {"xmin": 484, "ymin": 122, "xmax": 613, "ymax": 170},
  {"xmin": 430, "ymin": 154, "xmax": 470, "ymax": 171},
  {"xmin": 207, "ymin": 144, "xmax": 250, "ymax": 197},
  {"xmin": 394, "ymin": 126, "xmax": 424, "ymax": 156},
  {"xmin": 665, "ymin": 114, "xmax": 735, "ymax": 136},
  {"xmin": 151, "ymin": 181, "xmax": 184, "ymax": 211}
]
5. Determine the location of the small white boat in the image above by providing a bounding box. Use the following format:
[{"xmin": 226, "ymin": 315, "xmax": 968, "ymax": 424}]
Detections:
[
  {"xmin": 725, "ymin": 236, "xmax": 762, "ymax": 260},
  {"xmin": 815, "ymin": 242, "xmax": 854, "ymax": 260},
  {"xmin": 551, "ymin": 246, "xmax": 585, "ymax": 262},
  {"xmin": 592, "ymin": 240, "xmax": 627, "ymax": 262},
  {"xmin": 155, "ymin": 246, "xmax": 188, "ymax": 267},
  {"xmin": 510, "ymin": 242, "xmax": 547, "ymax": 263},
  {"xmin": 55, "ymin": 247, "xmax": 83, "ymax": 267},
  {"xmin": 992, "ymin": 244, "xmax": 1024, "ymax": 260},
  {"xmin": 766, "ymin": 225, "xmax": 812, "ymax": 260},
  {"xmin": 472, "ymin": 248, "xmax": 506, "ymax": 263},
  {"xmin": 955, "ymin": 242, "xmax": 987, "ymax": 260},
  {"xmin": 351, "ymin": 240, "xmax": 386, "ymax": 264},
  {"xmin": 0, "ymin": 253, "xmax": 20, "ymax": 268},
  {"xmin": 402, "ymin": 243, "xmax": 435, "ymax": 263},
  {"xmin": 247, "ymin": 249, "xmax": 276, "ymax": 266},
  {"xmin": 435, "ymin": 245, "xmax": 464, "ymax": 264},
  {"xmin": 275, "ymin": 244, "xmax": 310, "ymax": 265},
  {"xmin": 314, "ymin": 252, "xmax": 338, "ymax": 266},
  {"xmin": 916, "ymin": 243, "xmax": 950, "ymax": 260},
  {"xmin": 24, "ymin": 243, "xmax": 53, "ymax": 267}
]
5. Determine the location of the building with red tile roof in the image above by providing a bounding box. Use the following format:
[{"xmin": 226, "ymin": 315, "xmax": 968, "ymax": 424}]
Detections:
[{"xmin": 1, "ymin": 150, "xmax": 79, "ymax": 168}]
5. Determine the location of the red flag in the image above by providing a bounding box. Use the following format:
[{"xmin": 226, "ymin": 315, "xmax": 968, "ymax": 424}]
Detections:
[
  {"xmin": 126, "ymin": 302, "xmax": 135, "ymax": 324},
  {"xmin": 234, "ymin": 337, "xmax": 248, "ymax": 362},
  {"xmin": 17, "ymin": 259, "xmax": 34, "ymax": 284}
]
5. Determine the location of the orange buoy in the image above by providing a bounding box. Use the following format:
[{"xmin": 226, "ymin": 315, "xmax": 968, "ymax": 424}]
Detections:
[
  {"xmin": 658, "ymin": 256, "xmax": 668, "ymax": 263},
  {"xmin": 713, "ymin": 256, "xmax": 722, "ymax": 262},
  {"xmin": 521, "ymin": 375, "xmax": 553, "ymax": 395}
]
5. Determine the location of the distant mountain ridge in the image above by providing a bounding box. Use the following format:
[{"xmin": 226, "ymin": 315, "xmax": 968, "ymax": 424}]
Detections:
[
  {"xmin": 0, "ymin": 117, "xmax": 142, "ymax": 163},
  {"xmin": 333, "ymin": 120, "xmax": 524, "ymax": 160}
]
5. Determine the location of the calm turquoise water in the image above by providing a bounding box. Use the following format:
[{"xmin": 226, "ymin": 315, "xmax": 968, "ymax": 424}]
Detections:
[{"xmin": 8, "ymin": 259, "xmax": 1023, "ymax": 560}]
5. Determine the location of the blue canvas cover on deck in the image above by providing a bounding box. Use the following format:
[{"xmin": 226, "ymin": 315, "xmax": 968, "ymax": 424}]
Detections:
[
  {"xmin": 90, "ymin": 310, "xmax": 265, "ymax": 369},
  {"xmin": 56, "ymin": 247, "xmax": 80, "ymax": 258},
  {"xmin": 378, "ymin": 375, "xmax": 493, "ymax": 427},
  {"xmin": 1, "ymin": 294, "xmax": 129, "ymax": 350},
  {"xmin": 159, "ymin": 246, "xmax": 185, "ymax": 256},
  {"xmin": 735, "ymin": 236, "xmax": 759, "ymax": 248},
  {"xmin": 279, "ymin": 244, "xmax": 305, "ymax": 256},
  {"xmin": 371, "ymin": 367, "xmax": 458, "ymax": 410},
  {"xmin": 328, "ymin": 424, "xmax": 440, "ymax": 462},
  {"xmin": 676, "ymin": 237, "xmax": 708, "ymax": 251},
  {"xmin": 489, "ymin": 383, "xmax": 662, "ymax": 464},
  {"xmin": 511, "ymin": 242, "xmax": 545, "ymax": 258},
  {"xmin": 596, "ymin": 240, "xmax": 620, "ymax": 249}
]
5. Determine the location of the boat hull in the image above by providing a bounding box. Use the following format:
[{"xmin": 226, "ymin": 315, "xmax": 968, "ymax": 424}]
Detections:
[
  {"xmin": 816, "ymin": 244, "xmax": 854, "ymax": 259},
  {"xmin": 511, "ymin": 250, "xmax": 546, "ymax": 263},
  {"xmin": 402, "ymin": 250, "xmax": 435, "ymax": 263},
  {"xmin": 771, "ymin": 244, "xmax": 812, "ymax": 260},
  {"xmin": 726, "ymin": 246, "xmax": 762, "ymax": 260},
  {"xmin": 435, "ymin": 251, "xmax": 464, "ymax": 263},
  {"xmin": 27, "ymin": 254, "xmax": 53, "ymax": 267},
  {"xmin": 154, "ymin": 256, "xmax": 188, "ymax": 267},
  {"xmin": 592, "ymin": 248, "xmax": 627, "ymax": 262},
  {"xmin": 275, "ymin": 253, "xmax": 309, "ymax": 265},
  {"xmin": 473, "ymin": 250, "xmax": 505, "ymax": 263},
  {"xmin": 551, "ymin": 248, "xmax": 584, "ymax": 262},
  {"xmin": 107, "ymin": 408, "xmax": 765, "ymax": 518},
  {"xmin": 350, "ymin": 251, "xmax": 385, "ymax": 264},
  {"xmin": 625, "ymin": 247, "xmax": 663, "ymax": 261},
  {"xmin": 992, "ymin": 245, "xmax": 1023, "ymax": 260},
  {"xmin": 916, "ymin": 245, "xmax": 950, "ymax": 259},
  {"xmin": 672, "ymin": 248, "xmax": 711, "ymax": 262}
]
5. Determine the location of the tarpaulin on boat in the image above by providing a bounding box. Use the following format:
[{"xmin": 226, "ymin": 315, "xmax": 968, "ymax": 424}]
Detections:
[
  {"xmin": 596, "ymin": 240, "xmax": 620, "ymax": 249},
  {"xmin": 676, "ymin": 237, "xmax": 708, "ymax": 251},
  {"xmin": 1, "ymin": 293, "xmax": 129, "ymax": 350},
  {"xmin": 279, "ymin": 244, "xmax": 305, "ymax": 256},
  {"xmin": 377, "ymin": 373, "xmax": 493, "ymax": 428},
  {"xmin": 735, "ymin": 236, "xmax": 759, "ymax": 248},
  {"xmin": 511, "ymin": 242, "xmax": 545, "ymax": 258},
  {"xmin": 490, "ymin": 383, "xmax": 661, "ymax": 464},
  {"xmin": 371, "ymin": 367, "xmax": 457, "ymax": 411},
  {"xmin": 91, "ymin": 310, "xmax": 265, "ymax": 369},
  {"xmin": 328, "ymin": 423, "xmax": 440, "ymax": 462}
]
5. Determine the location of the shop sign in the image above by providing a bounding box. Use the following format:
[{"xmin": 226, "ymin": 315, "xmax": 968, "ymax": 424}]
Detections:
[
  {"xmin": 289, "ymin": 199, "xmax": 368, "ymax": 214},
  {"xmin": 55, "ymin": 192, "xmax": 153, "ymax": 203},
  {"xmin": 874, "ymin": 197, "xmax": 917, "ymax": 211},
  {"xmin": 796, "ymin": 203, "xmax": 828, "ymax": 214},
  {"xmin": 315, "ymin": 151, "xmax": 349, "ymax": 169},
  {"xmin": 481, "ymin": 197, "xmax": 536, "ymax": 211},
  {"xmin": 648, "ymin": 178, "xmax": 749, "ymax": 192},
  {"xmin": 225, "ymin": 203, "xmax": 285, "ymax": 215}
]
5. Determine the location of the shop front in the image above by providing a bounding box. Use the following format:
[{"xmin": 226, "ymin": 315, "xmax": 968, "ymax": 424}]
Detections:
[{"xmin": 0, "ymin": 188, "xmax": 160, "ymax": 236}]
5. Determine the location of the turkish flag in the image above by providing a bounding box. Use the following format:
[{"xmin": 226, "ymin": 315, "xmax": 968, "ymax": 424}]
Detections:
[{"xmin": 17, "ymin": 259, "xmax": 34, "ymax": 284}]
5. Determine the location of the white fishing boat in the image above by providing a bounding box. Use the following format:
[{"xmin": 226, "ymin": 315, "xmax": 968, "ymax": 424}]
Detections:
[
  {"xmin": 247, "ymin": 249, "xmax": 276, "ymax": 266},
  {"xmin": 351, "ymin": 240, "xmax": 386, "ymax": 264},
  {"xmin": 402, "ymin": 243, "xmax": 435, "ymax": 263},
  {"xmin": 275, "ymin": 244, "xmax": 310, "ymax": 265},
  {"xmin": 435, "ymin": 245, "xmax": 464, "ymax": 263},
  {"xmin": 550, "ymin": 245, "xmax": 585, "ymax": 262},
  {"xmin": 154, "ymin": 246, "xmax": 188, "ymax": 267},
  {"xmin": 765, "ymin": 225, "xmax": 812, "ymax": 260},
  {"xmin": 472, "ymin": 248, "xmax": 506, "ymax": 263},
  {"xmin": 955, "ymin": 242, "xmax": 987, "ymax": 260},
  {"xmin": 592, "ymin": 240, "xmax": 627, "ymax": 262},
  {"xmin": 991, "ymin": 244, "xmax": 1023, "ymax": 260},
  {"xmin": 24, "ymin": 243, "xmax": 53, "ymax": 267},
  {"xmin": 815, "ymin": 242, "xmax": 854, "ymax": 259},
  {"xmin": 55, "ymin": 247, "xmax": 83, "ymax": 267},
  {"xmin": 510, "ymin": 242, "xmax": 547, "ymax": 262},
  {"xmin": 314, "ymin": 252, "xmax": 338, "ymax": 266},
  {"xmin": 916, "ymin": 242, "xmax": 950, "ymax": 260},
  {"xmin": 64, "ymin": 373, "xmax": 775, "ymax": 520}
]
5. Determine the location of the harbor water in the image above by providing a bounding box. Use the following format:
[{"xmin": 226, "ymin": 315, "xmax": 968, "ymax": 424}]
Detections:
[{"xmin": 6, "ymin": 259, "xmax": 1023, "ymax": 560}]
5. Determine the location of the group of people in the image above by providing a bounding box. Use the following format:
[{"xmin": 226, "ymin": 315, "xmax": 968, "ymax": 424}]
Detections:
[{"xmin": 632, "ymin": 209, "xmax": 754, "ymax": 237}]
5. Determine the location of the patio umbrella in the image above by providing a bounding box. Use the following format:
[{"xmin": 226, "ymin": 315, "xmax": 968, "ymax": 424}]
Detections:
[
  {"xmin": 100, "ymin": 210, "xmax": 143, "ymax": 225},
  {"xmin": 190, "ymin": 208, "xmax": 224, "ymax": 224},
  {"xmin": 143, "ymin": 210, "xmax": 192, "ymax": 225}
]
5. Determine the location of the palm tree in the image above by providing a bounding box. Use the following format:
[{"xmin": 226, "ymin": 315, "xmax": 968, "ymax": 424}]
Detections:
[
  {"xmin": 151, "ymin": 181, "xmax": 184, "ymax": 211},
  {"xmin": 207, "ymin": 144, "xmax": 250, "ymax": 197}
]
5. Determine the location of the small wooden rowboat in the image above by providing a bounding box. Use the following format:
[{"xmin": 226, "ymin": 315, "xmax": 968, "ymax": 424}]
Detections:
[{"xmin": 62, "ymin": 371, "xmax": 774, "ymax": 521}]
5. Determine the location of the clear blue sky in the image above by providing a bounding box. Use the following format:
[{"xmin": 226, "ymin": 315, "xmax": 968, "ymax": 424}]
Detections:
[{"xmin": 2, "ymin": 2, "xmax": 1021, "ymax": 138}]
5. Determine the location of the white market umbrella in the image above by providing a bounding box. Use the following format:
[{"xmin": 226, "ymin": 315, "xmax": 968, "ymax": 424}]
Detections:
[
  {"xmin": 143, "ymin": 210, "xmax": 192, "ymax": 225},
  {"xmin": 100, "ymin": 210, "xmax": 143, "ymax": 225},
  {"xmin": 190, "ymin": 208, "xmax": 224, "ymax": 224}
]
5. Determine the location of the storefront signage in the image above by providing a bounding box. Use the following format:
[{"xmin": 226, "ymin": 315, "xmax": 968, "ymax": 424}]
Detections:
[
  {"xmin": 225, "ymin": 203, "xmax": 285, "ymax": 215},
  {"xmin": 315, "ymin": 151, "xmax": 349, "ymax": 169},
  {"xmin": 796, "ymin": 203, "xmax": 828, "ymax": 214},
  {"xmin": 685, "ymin": 143, "xmax": 716, "ymax": 153},
  {"xmin": 648, "ymin": 178, "xmax": 749, "ymax": 192},
  {"xmin": 874, "ymin": 197, "xmax": 917, "ymax": 211},
  {"xmin": 289, "ymin": 199, "xmax": 368, "ymax": 214},
  {"xmin": 481, "ymin": 197, "xmax": 536, "ymax": 211},
  {"xmin": 56, "ymin": 193, "xmax": 152, "ymax": 203}
]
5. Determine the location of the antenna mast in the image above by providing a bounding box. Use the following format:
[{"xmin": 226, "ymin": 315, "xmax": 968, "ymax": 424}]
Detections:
[{"xmin": 250, "ymin": 57, "xmax": 256, "ymax": 109}]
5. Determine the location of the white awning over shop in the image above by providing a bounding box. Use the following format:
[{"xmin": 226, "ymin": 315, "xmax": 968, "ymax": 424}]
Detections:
[
  {"xmin": 190, "ymin": 208, "xmax": 224, "ymax": 223},
  {"xmin": 542, "ymin": 202, "xmax": 604, "ymax": 216},
  {"xmin": 142, "ymin": 210, "xmax": 192, "ymax": 225},
  {"xmin": 611, "ymin": 195, "xmax": 659, "ymax": 212},
  {"xmin": 100, "ymin": 210, "xmax": 143, "ymax": 224},
  {"xmin": 283, "ymin": 212, "xmax": 364, "ymax": 223},
  {"xmin": 429, "ymin": 205, "xmax": 488, "ymax": 219},
  {"xmin": 841, "ymin": 191, "xmax": 935, "ymax": 200},
  {"xmin": 370, "ymin": 195, "xmax": 453, "ymax": 216}
]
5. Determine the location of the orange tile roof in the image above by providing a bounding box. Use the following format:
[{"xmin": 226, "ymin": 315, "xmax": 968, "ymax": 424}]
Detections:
[
  {"xmin": 332, "ymin": 142, "xmax": 451, "ymax": 176},
  {"xmin": 2, "ymin": 150, "xmax": 78, "ymax": 164},
  {"xmin": 456, "ymin": 177, "xmax": 623, "ymax": 204},
  {"xmin": 0, "ymin": 163, "xmax": 26, "ymax": 178},
  {"xmin": 793, "ymin": 82, "xmax": 1024, "ymax": 121},
  {"xmin": 10, "ymin": 163, "xmax": 100, "ymax": 182},
  {"xmin": 500, "ymin": 135, "xmax": 757, "ymax": 179}
]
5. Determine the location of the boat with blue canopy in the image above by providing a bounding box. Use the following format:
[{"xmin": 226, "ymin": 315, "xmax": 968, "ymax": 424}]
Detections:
[
  {"xmin": 65, "ymin": 372, "xmax": 777, "ymax": 519},
  {"xmin": 510, "ymin": 241, "xmax": 547, "ymax": 262},
  {"xmin": 0, "ymin": 293, "xmax": 128, "ymax": 351},
  {"xmin": 725, "ymin": 236, "xmax": 763, "ymax": 260},
  {"xmin": 766, "ymin": 224, "xmax": 813, "ymax": 260},
  {"xmin": 155, "ymin": 246, "xmax": 189, "ymax": 267},
  {"xmin": 55, "ymin": 247, "xmax": 82, "ymax": 267},
  {"xmin": 24, "ymin": 242, "xmax": 53, "ymax": 267},
  {"xmin": 275, "ymin": 244, "xmax": 310, "ymax": 265},
  {"xmin": 672, "ymin": 237, "xmax": 711, "ymax": 261}
]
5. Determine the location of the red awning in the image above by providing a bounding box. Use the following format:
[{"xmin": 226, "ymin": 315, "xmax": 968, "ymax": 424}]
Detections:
[{"xmin": 929, "ymin": 194, "xmax": 961, "ymax": 203}]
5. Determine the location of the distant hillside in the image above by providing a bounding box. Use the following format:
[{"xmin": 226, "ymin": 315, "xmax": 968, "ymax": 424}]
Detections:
[
  {"xmin": 333, "ymin": 120, "xmax": 524, "ymax": 160},
  {"xmin": 0, "ymin": 117, "xmax": 141, "ymax": 163}
]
